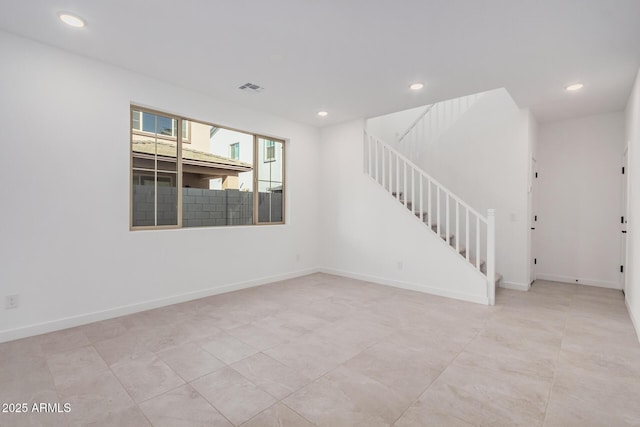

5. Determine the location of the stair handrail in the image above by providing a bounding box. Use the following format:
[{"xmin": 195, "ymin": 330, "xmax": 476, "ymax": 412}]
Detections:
[
  {"xmin": 364, "ymin": 130, "xmax": 496, "ymax": 305},
  {"xmin": 367, "ymin": 130, "xmax": 486, "ymax": 222},
  {"xmin": 397, "ymin": 104, "xmax": 434, "ymax": 142}
]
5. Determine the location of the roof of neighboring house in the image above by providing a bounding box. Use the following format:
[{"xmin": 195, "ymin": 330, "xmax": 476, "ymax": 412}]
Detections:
[{"xmin": 132, "ymin": 140, "xmax": 252, "ymax": 171}]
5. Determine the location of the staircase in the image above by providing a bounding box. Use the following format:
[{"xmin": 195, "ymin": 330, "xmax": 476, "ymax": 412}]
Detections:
[{"xmin": 363, "ymin": 131, "xmax": 500, "ymax": 305}]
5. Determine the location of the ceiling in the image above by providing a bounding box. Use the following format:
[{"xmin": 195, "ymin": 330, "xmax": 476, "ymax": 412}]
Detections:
[{"xmin": 1, "ymin": 0, "xmax": 639, "ymax": 127}]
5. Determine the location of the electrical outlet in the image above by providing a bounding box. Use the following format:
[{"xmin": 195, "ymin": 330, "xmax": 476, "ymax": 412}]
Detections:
[
  {"xmin": 397, "ymin": 261, "xmax": 404, "ymax": 270},
  {"xmin": 296, "ymin": 253, "xmax": 301, "ymax": 262},
  {"xmin": 5, "ymin": 294, "xmax": 19, "ymax": 309}
]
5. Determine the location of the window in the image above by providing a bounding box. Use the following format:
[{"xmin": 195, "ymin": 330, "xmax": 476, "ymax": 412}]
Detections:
[
  {"xmin": 131, "ymin": 106, "xmax": 285, "ymax": 229},
  {"xmin": 230, "ymin": 142, "xmax": 240, "ymax": 160},
  {"xmin": 264, "ymin": 139, "xmax": 275, "ymax": 162}
]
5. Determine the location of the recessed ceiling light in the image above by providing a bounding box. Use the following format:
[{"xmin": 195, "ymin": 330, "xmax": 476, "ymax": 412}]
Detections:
[
  {"xmin": 317, "ymin": 111, "xmax": 328, "ymax": 117},
  {"xmin": 58, "ymin": 13, "xmax": 85, "ymax": 28},
  {"xmin": 565, "ymin": 83, "xmax": 584, "ymax": 91},
  {"xmin": 409, "ymin": 83, "xmax": 424, "ymax": 91}
]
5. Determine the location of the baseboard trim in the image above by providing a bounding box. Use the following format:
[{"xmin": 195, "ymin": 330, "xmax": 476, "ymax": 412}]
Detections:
[
  {"xmin": 535, "ymin": 274, "xmax": 620, "ymax": 290},
  {"xmin": 499, "ymin": 281, "xmax": 530, "ymax": 291},
  {"xmin": 319, "ymin": 267, "xmax": 489, "ymax": 305},
  {"xmin": 0, "ymin": 268, "xmax": 320, "ymax": 344},
  {"xmin": 625, "ymin": 297, "xmax": 640, "ymax": 343}
]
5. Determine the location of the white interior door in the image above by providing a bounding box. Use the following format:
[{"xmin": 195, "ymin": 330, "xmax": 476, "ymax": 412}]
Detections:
[{"xmin": 621, "ymin": 148, "xmax": 628, "ymax": 292}]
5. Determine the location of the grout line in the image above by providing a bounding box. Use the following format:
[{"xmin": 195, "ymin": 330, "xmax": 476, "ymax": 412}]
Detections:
[
  {"xmin": 388, "ymin": 325, "xmax": 484, "ymax": 426},
  {"xmin": 541, "ymin": 289, "xmax": 572, "ymax": 426},
  {"xmin": 280, "ymin": 401, "xmax": 319, "ymax": 426}
]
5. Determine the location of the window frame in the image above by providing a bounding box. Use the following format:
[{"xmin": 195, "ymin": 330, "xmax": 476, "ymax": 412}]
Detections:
[{"xmin": 130, "ymin": 105, "xmax": 286, "ymax": 230}]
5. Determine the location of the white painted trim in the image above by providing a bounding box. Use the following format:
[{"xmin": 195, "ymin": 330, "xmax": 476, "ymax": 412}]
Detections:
[
  {"xmin": 499, "ymin": 281, "xmax": 530, "ymax": 291},
  {"xmin": 625, "ymin": 297, "xmax": 640, "ymax": 343},
  {"xmin": 319, "ymin": 267, "xmax": 489, "ymax": 305},
  {"xmin": 536, "ymin": 274, "xmax": 621, "ymax": 290},
  {"xmin": 0, "ymin": 268, "xmax": 320, "ymax": 344}
]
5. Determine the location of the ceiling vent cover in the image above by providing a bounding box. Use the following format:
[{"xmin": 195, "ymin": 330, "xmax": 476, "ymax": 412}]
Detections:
[{"xmin": 239, "ymin": 82, "xmax": 264, "ymax": 93}]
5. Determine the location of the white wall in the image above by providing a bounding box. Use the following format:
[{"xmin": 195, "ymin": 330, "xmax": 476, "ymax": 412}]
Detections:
[
  {"xmin": 319, "ymin": 120, "xmax": 488, "ymax": 304},
  {"xmin": 536, "ymin": 112, "xmax": 625, "ymax": 289},
  {"xmin": 0, "ymin": 31, "xmax": 322, "ymax": 342},
  {"xmin": 625, "ymin": 68, "xmax": 640, "ymax": 340}
]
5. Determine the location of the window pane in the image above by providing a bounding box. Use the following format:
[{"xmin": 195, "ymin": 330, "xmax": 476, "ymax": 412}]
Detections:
[
  {"xmin": 131, "ymin": 109, "xmax": 178, "ymax": 227},
  {"xmin": 182, "ymin": 122, "xmax": 253, "ymax": 227},
  {"xmin": 257, "ymin": 138, "xmax": 284, "ymax": 223},
  {"xmin": 230, "ymin": 143, "xmax": 239, "ymax": 160},
  {"xmin": 156, "ymin": 173, "xmax": 178, "ymax": 226},
  {"xmin": 132, "ymin": 110, "xmax": 141, "ymax": 130},
  {"xmin": 182, "ymin": 120, "xmax": 189, "ymax": 141}
]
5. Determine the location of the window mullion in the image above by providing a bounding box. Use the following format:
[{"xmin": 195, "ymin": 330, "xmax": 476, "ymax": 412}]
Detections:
[
  {"xmin": 177, "ymin": 117, "xmax": 183, "ymax": 228},
  {"xmin": 253, "ymin": 135, "xmax": 258, "ymax": 224},
  {"xmin": 154, "ymin": 115, "xmax": 158, "ymax": 227}
]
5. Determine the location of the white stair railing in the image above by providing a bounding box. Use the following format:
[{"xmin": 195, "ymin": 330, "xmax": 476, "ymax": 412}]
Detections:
[
  {"xmin": 395, "ymin": 93, "xmax": 484, "ymax": 160},
  {"xmin": 397, "ymin": 104, "xmax": 434, "ymax": 142},
  {"xmin": 364, "ymin": 130, "xmax": 496, "ymax": 305}
]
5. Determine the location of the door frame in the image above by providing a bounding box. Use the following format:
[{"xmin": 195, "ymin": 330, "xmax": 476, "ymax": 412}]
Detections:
[
  {"xmin": 621, "ymin": 146, "xmax": 629, "ymax": 292},
  {"xmin": 529, "ymin": 156, "xmax": 538, "ymax": 285}
]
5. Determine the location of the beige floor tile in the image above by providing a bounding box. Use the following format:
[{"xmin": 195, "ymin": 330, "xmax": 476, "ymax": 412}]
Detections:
[
  {"xmin": 231, "ymin": 353, "xmax": 312, "ymax": 399},
  {"xmin": 393, "ymin": 399, "xmax": 476, "ymax": 427},
  {"xmin": 176, "ymin": 315, "xmax": 225, "ymax": 342},
  {"xmin": 227, "ymin": 323, "xmax": 289, "ymax": 351},
  {"xmin": 57, "ymin": 370, "xmax": 135, "ymax": 425},
  {"xmin": 81, "ymin": 317, "xmax": 130, "ymax": 343},
  {"xmin": 139, "ymin": 384, "xmax": 232, "ymax": 427},
  {"xmin": 543, "ymin": 396, "xmax": 639, "ymax": 427},
  {"xmin": 198, "ymin": 331, "xmax": 260, "ymax": 364},
  {"xmin": 93, "ymin": 331, "xmax": 150, "ymax": 366},
  {"xmin": 550, "ymin": 368, "xmax": 640, "ymax": 422},
  {"xmin": 557, "ymin": 346, "xmax": 640, "ymax": 380},
  {"xmin": 37, "ymin": 327, "xmax": 91, "ymax": 356},
  {"xmin": 342, "ymin": 338, "xmax": 446, "ymax": 401},
  {"xmin": 46, "ymin": 345, "xmax": 108, "ymax": 388},
  {"xmin": 0, "ymin": 336, "xmax": 44, "ymax": 362},
  {"xmin": 313, "ymin": 317, "xmax": 395, "ymax": 353},
  {"xmin": 415, "ymin": 356, "xmax": 551, "ymax": 426},
  {"xmin": 0, "ymin": 356, "xmax": 58, "ymax": 403},
  {"xmin": 157, "ymin": 342, "xmax": 225, "ymax": 382},
  {"xmin": 284, "ymin": 366, "xmax": 411, "ymax": 427},
  {"xmin": 240, "ymin": 403, "xmax": 315, "ymax": 427},
  {"xmin": 264, "ymin": 332, "xmax": 358, "ymax": 380},
  {"xmin": 191, "ymin": 367, "xmax": 276, "ymax": 426},
  {"xmin": 84, "ymin": 405, "xmax": 151, "ymax": 427},
  {"xmin": 110, "ymin": 353, "xmax": 185, "ymax": 403}
]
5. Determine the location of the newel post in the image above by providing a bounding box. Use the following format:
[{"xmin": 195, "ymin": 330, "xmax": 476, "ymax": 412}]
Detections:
[{"xmin": 487, "ymin": 209, "xmax": 496, "ymax": 306}]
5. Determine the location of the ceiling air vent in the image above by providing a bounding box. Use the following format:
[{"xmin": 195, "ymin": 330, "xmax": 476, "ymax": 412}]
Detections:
[{"xmin": 239, "ymin": 82, "xmax": 264, "ymax": 93}]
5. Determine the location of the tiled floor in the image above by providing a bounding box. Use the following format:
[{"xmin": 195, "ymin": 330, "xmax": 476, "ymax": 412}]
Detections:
[{"xmin": 1, "ymin": 274, "xmax": 640, "ymax": 426}]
